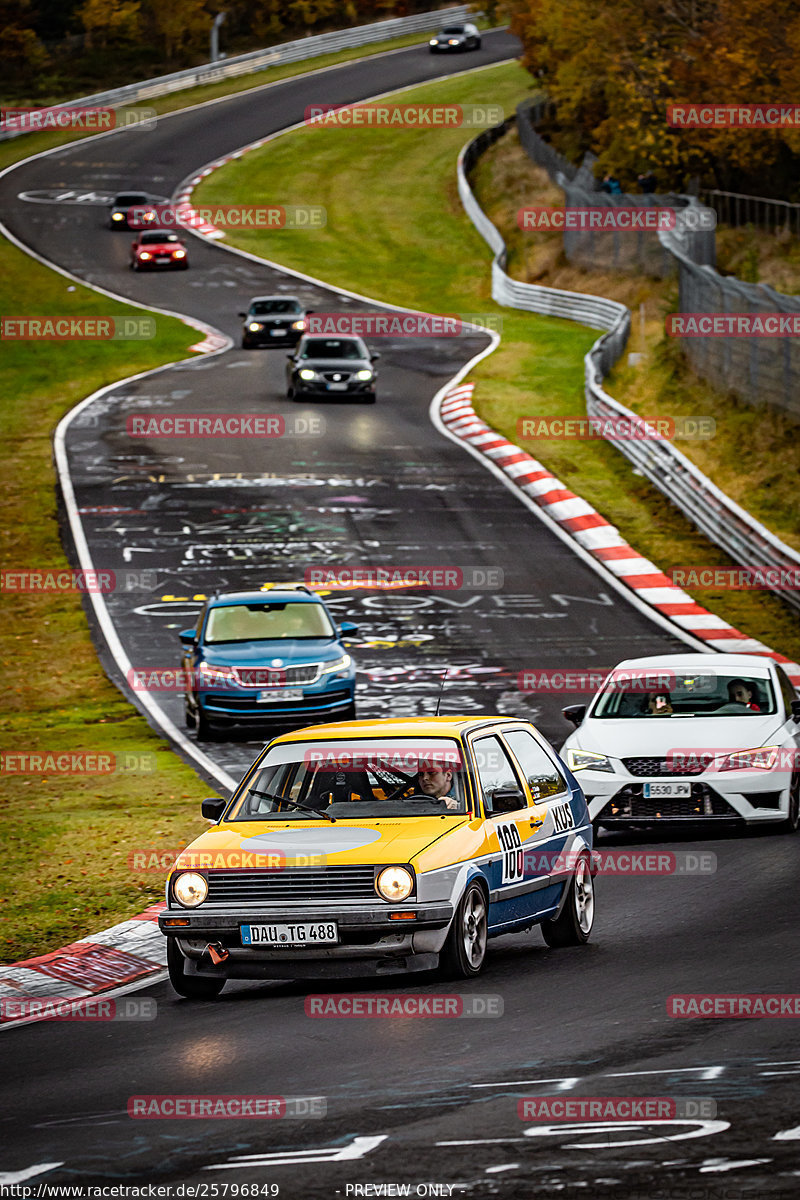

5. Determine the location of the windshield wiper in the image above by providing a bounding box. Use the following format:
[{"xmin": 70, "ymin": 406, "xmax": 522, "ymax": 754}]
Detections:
[{"xmin": 247, "ymin": 786, "xmax": 336, "ymax": 823}]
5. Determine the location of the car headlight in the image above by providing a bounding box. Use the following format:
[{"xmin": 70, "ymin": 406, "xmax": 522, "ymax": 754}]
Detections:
[
  {"xmin": 138, "ymin": 251, "xmax": 152, "ymax": 259},
  {"xmin": 173, "ymin": 872, "xmax": 208, "ymax": 907},
  {"xmin": 355, "ymin": 369, "xmax": 373, "ymax": 381},
  {"xmin": 430, "ymin": 38, "xmax": 438, "ymax": 44},
  {"xmin": 291, "ymin": 320, "xmax": 306, "ymax": 330},
  {"xmin": 320, "ymin": 653, "xmax": 351, "ymax": 675},
  {"xmin": 112, "ymin": 211, "xmax": 124, "ymax": 221},
  {"xmin": 198, "ymin": 662, "xmax": 235, "ymax": 685},
  {"xmin": 567, "ymin": 748, "xmax": 614, "ymax": 773},
  {"xmin": 376, "ymin": 866, "xmax": 414, "ymax": 902},
  {"xmin": 248, "ymin": 322, "xmax": 263, "ymax": 331},
  {"xmin": 718, "ymin": 745, "xmax": 780, "ymax": 772},
  {"xmin": 299, "ymin": 368, "xmax": 318, "ymax": 380},
  {"xmin": 173, "ymin": 249, "xmax": 186, "ymax": 258},
  {"xmin": 448, "ymin": 38, "xmax": 460, "ymax": 44}
]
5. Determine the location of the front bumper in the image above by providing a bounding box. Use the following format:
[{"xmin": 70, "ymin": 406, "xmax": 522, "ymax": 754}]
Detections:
[
  {"xmin": 291, "ymin": 378, "xmax": 376, "ymax": 398},
  {"xmin": 581, "ymin": 767, "xmax": 792, "ymax": 826},
  {"xmin": 243, "ymin": 327, "xmax": 303, "ymax": 346},
  {"xmin": 160, "ymin": 903, "xmax": 453, "ymax": 977},
  {"xmin": 196, "ymin": 679, "xmax": 354, "ymax": 726}
]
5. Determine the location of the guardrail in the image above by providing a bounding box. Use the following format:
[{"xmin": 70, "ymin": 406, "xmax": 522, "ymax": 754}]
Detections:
[
  {"xmin": 0, "ymin": 5, "xmax": 473, "ymax": 141},
  {"xmin": 458, "ymin": 117, "xmax": 800, "ymax": 612},
  {"xmin": 701, "ymin": 188, "xmax": 800, "ymax": 235}
]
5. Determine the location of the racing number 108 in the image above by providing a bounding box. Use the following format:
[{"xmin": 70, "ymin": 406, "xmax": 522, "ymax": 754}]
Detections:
[{"xmin": 497, "ymin": 822, "xmax": 523, "ymax": 884}]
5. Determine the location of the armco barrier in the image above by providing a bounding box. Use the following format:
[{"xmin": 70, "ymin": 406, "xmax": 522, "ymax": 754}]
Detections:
[
  {"xmin": 458, "ymin": 117, "xmax": 800, "ymax": 614},
  {"xmin": 0, "ymin": 6, "xmax": 474, "ymax": 141}
]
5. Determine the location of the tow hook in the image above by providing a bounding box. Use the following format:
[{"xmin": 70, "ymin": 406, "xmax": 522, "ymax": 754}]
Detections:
[{"xmin": 206, "ymin": 942, "xmax": 230, "ymax": 965}]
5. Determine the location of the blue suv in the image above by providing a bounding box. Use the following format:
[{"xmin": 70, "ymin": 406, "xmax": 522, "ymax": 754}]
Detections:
[{"xmin": 180, "ymin": 588, "xmax": 357, "ymax": 739}]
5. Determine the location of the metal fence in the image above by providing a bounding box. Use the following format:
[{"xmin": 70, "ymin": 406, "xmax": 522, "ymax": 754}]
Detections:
[
  {"xmin": 701, "ymin": 189, "xmax": 800, "ymax": 235},
  {"xmin": 459, "ymin": 117, "xmax": 800, "ymax": 612},
  {"xmin": 516, "ymin": 100, "xmax": 800, "ymax": 416},
  {"xmin": 0, "ymin": 5, "xmax": 473, "ymax": 141}
]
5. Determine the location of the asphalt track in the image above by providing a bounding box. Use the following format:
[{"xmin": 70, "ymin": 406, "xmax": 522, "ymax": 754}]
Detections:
[{"xmin": 1, "ymin": 29, "xmax": 799, "ymax": 1199}]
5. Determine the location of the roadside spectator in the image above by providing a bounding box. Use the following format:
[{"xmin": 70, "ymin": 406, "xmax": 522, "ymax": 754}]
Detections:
[
  {"xmin": 601, "ymin": 173, "xmax": 622, "ymax": 194},
  {"xmin": 638, "ymin": 169, "xmax": 657, "ymax": 193}
]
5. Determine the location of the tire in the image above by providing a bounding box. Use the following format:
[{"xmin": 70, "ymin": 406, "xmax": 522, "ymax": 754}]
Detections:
[
  {"xmin": 340, "ymin": 702, "xmax": 357, "ymax": 721},
  {"xmin": 475, "ymin": 37, "xmax": 482, "ymax": 49},
  {"xmin": 196, "ymin": 707, "xmax": 218, "ymax": 741},
  {"xmin": 783, "ymin": 772, "xmax": 800, "ymax": 832},
  {"xmin": 167, "ymin": 938, "xmax": 225, "ymax": 999},
  {"xmin": 440, "ymin": 881, "xmax": 488, "ymax": 978},
  {"xmin": 362, "ymin": 393, "xmax": 376, "ymax": 404},
  {"xmin": 184, "ymin": 696, "xmax": 196, "ymax": 730},
  {"xmin": 287, "ymin": 386, "xmax": 295, "ymax": 400},
  {"xmin": 541, "ymin": 853, "xmax": 595, "ymax": 947}
]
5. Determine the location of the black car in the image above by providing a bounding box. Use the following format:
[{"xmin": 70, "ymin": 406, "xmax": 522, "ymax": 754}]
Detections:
[
  {"xmin": 286, "ymin": 335, "xmax": 378, "ymax": 402},
  {"xmin": 108, "ymin": 191, "xmax": 157, "ymax": 229},
  {"xmin": 429, "ymin": 22, "xmax": 482, "ymax": 52},
  {"xmin": 239, "ymin": 295, "xmax": 308, "ymax": 348}
]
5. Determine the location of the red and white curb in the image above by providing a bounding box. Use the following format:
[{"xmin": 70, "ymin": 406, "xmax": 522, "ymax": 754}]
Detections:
[
  {"xmin": 0, "ymin": 903, "xmax": 166, "ymax": 1025},
  {"xmin": 439, "ymin": 382, "xmax": 800, "ymax": 687}
]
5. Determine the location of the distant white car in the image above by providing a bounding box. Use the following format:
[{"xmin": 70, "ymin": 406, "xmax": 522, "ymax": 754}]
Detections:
[{"xmin": 560, "ymin": 653, "xmax": 800, "ymax": 833}]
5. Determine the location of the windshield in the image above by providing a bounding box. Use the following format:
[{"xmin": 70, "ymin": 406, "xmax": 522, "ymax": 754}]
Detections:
[
  {"xmin": 115, "ymin": 193, "xmax": 148, "ymax": 205},
  {"xmin": 140, "ymin": 231, "xmax": 180, "ymax": 243},
  {"xmin": 250, "ymin": 300, "xmax": 302, "ymax": 315},
  {"xmin": 204, "ymin": 601, "xmax": 335, "ymax": 644},
  {"xmin": 441, "ymin": 26, "xmax": 465, "ymax": 34},
  {"xmin": 592, "ymin": 670, "xmax": 776, "ymax": 718},
  {"xmin": 229, "ymin": 738, "xmax": 469, "ymax": 819},
  {"xmin": 300, "ymin": 339, "xmax": 363, "ymax": 360}
]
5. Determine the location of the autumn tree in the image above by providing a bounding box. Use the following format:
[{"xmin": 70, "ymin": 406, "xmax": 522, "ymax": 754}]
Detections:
[
  {"xmin": 508, "ymin": 0, "xmax": 800, "ymax": 195},
  {"xmin": 78, "ymin": 0, "xmax": 141, "ymax": 49}
]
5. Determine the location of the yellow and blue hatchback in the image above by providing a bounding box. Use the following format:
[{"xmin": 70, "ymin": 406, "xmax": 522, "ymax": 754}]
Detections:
[{"xmin": 160, "ymin": 716, "xmax": 595, "ymax": 997}]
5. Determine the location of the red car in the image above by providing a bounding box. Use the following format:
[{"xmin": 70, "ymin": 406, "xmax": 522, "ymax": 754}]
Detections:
[{"xmin": 130, "ymin": 229, "xmax": 189, "ymax": 271}]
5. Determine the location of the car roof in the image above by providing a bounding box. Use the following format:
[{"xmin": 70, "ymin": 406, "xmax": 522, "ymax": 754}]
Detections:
[
  {"xmin": 207, "ymin": 589, "xmax": 323, "ymax": 607},
  {"xmin": 248, "ymin": 295, "xmax": 302, "ymax": 303},
  {"xmin": 268, "ymin": 715, "xmax": 537, "ymax": 745},
  {"xmin": 608, "ymin": 652, "xmax": 778, "ymax": 672}
]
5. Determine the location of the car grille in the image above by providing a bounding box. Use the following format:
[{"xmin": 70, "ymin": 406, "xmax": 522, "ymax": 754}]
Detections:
[
  {"xmin": 205, "ymin": 867, "xmax": 377, "ymax": 905},
  {"xmin": 604, "ymin": 784, "xmax": 739, "ymax": 819},
  {"xmin": 321, "ymin": 371, "xmax": 353, "ymax": 383},
  {"xmin": 205, "ymin": 689, "xmax": 351, "ymax": 712},
  {"xmin": 622, "ymin": 756, "xmax": 709, "ymax": 777},
  {"xmin": 231, "ymin": 664, "xmax": 320, "ymax": 688}
]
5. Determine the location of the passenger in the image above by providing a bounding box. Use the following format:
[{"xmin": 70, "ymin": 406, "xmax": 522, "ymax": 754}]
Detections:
[{"xmin": 727, "ymin": 679, "xmax": 761, "ymax": 711}]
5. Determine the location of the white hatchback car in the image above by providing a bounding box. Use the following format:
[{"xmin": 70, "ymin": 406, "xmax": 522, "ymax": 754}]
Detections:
[{"xmin": 561, "ymin": 653, "xmax": 800, "ymax": 833}]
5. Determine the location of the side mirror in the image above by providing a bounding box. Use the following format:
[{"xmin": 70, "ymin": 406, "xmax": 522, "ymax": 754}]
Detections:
[
  {"xmin": 287, "ymin": 353, "xmax": 296, "ymax": 361},
  {"xmin": 371, "ymin": 351, "xmax": 381, "ymax": 360},
  {"xmin": 238, "ymin": 311, "xmax": 246, "ymax": 318},
  {"xmin": 563, "ymin": 704, "xmax": 586, "ymax": 728},
  {"xmin": 179, "ymin": 629, "xmax": 196, "ymax": 647},
  {"xmin": 791, "ymin": 699, "xmax": 800, "ymax": 723},
  {"xmin": 305, "ymin": 309, "xmax": 314, "ymax": 315},
  {"xmin": 339, "ymin": 621, "xmax": 359, "ymax": 636},
  {"xmin": 202, "ymin": 797, "xmax": 227, "ymax": 822},
  {"xmin": 490, "ymin": 786, "xmax": 526, "ymax": 814}
]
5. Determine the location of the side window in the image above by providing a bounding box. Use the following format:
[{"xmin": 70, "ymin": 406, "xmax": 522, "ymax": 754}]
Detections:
[
  {"xmin": 504, "ymin": 729, "xmax": 567, "ymax": 802},
  {"xmin": 471, "ymin": 735, "xmax": 525, "ymax": 816},
  {"xmin": 775, "ymin": 666, "xmax": 798, "ymax": 715}
]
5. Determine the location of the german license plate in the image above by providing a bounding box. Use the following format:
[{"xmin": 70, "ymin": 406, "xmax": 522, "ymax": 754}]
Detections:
[
  {"xmin": 327, "ymin": 382, "xmax": 347, "ymax": 391},
  {"xmin": 643, "ymin": 782, "xmax": 691, "ymax": 798},
  {"xmin": 269, "ymin": 328, "xmax": 285, "ymax": 336},
  {"xmin": 258, "ymin": 688, "xmax": 303, "ymax": 702},
  {"xmin": 156, "ymin": 255, "xmax": 170, "ymax": 262},
  {"xmin": 241, "ymin": 922, "xmax": 338, "ymax": 946}
]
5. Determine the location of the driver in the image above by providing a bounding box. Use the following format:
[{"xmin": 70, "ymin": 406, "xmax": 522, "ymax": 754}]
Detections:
[
  {"xmin": 416, "ymin": 761, "xmax": 459, "ymax": 811},
  {"xmin": 727, "ymin": 679, "xmax": 761, "ymax": 711}
]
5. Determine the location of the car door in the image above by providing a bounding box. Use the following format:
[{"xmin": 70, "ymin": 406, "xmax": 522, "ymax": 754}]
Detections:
[{"xmin": 468, "ymin": 732, "xmax": 557, "ymax": 932}]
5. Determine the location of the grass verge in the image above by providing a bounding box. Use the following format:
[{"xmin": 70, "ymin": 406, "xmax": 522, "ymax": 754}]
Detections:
[
  {"xmin": 192, "ymin": 66, "xmax": 800, "ymax": 666},
  {"xmin": 0, "ymin": 230, "xmax": 216, "ymax": 964}
]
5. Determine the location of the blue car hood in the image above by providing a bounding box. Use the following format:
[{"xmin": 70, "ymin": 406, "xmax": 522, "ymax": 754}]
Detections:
[{"xmin": 201, "ymin": 639, "xmax": 341, "ymax": 667}]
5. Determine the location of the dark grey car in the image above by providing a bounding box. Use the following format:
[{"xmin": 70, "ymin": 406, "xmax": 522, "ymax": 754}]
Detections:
[
  {"xmin": 239, "ymin": 295, "xmax": 308, "ymax": 348},
  {"xmin": 428, "ymin": 22, "xmax": 482, "ymax": 52},
  {"xmin": 286, "ymin": 335, "xmax": 379, "ymax": 403}
]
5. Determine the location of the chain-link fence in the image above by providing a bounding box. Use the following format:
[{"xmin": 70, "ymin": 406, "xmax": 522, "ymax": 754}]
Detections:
[{"xmin": 516, "ymin": 100, "xmax": 800, "ymax": 416}]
